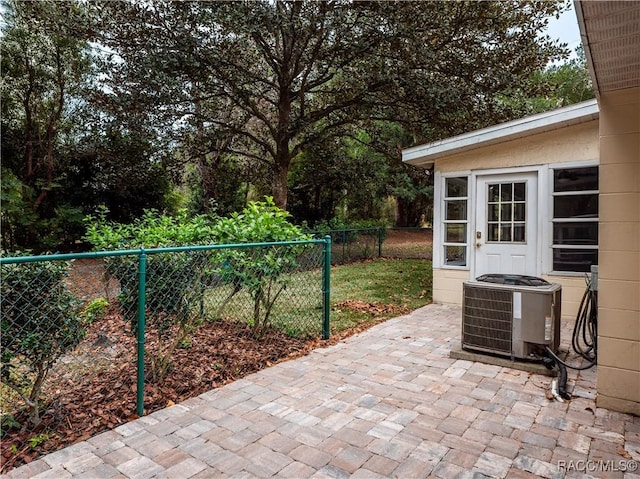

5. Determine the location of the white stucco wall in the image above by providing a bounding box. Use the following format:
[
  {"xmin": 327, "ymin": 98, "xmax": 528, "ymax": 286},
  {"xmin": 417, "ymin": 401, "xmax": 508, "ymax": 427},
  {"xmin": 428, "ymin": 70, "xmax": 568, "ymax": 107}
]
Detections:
[{"xmin": 435, "ymin": 121, "xmax": 599, "ymax": 173}]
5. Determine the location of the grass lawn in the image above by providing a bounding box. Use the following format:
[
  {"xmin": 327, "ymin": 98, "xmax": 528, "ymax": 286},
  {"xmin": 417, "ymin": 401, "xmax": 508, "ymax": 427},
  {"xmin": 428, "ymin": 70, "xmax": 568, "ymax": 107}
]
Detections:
[
  {"xmin": 330, "ymin": 258, "xmax": 432, "ymax": 333},
  {"xmin": 203, "ymin": 258, "xmax": 432, "ymax": 338}
]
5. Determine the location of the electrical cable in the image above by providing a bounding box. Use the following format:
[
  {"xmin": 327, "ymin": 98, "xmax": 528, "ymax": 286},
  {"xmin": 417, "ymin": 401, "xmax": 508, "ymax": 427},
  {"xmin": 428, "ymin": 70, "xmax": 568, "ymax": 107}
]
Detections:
[
  {"xmin": 545, "ymin": 346, "xmax": 596, "ymax": 371},
  {"xmin": 545, "ymin": 273, "xmax": 598, "ymax": 371},
  {"xmin": 572, "ymin": 275, "xmax": 597, "ymax": 362}
]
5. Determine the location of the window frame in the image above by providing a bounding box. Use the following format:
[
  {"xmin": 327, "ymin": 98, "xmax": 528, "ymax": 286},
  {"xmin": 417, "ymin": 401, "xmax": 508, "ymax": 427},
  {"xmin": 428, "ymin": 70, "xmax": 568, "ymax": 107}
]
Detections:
[
  {"xmin": 437, "ymin": 173, "xmax": 471, "ymax": 269},
  {"xmin": 547, "ymin": 161, "xmax": 599, "ymax": 275},
  {"xmin": 486, "ymin": 181, "xmax": 527, "ymax": 243}
]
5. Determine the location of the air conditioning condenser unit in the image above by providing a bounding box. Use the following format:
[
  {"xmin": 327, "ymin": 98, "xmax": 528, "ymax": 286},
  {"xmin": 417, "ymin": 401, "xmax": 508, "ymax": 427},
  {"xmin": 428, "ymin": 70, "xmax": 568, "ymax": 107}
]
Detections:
[{"xmin": 462, "ymin": 275, "xmax": 561, "ymax": 361}]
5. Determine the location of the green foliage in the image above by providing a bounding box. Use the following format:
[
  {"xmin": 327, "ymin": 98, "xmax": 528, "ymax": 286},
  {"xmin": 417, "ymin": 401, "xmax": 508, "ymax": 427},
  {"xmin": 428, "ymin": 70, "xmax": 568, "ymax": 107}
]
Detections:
[
  {"xmin": 28, "ymin": 433, "xmax": 50, "ymax": 449},
  {"xmin": 62, "ymin": 128, "xmax": 177, "ymax": 229},
  {"xmin": 93, "ymin": 1, "xmax": 567, "ymax": 211},
  {"xmin": 289, "ymin": 124, "xmax": 433, "ymax": 227},
  {"xmin": 81, "ymin": 297, "xmax": 109, "ymax": 324},
  {"xmin": 499, "ymin": 46, "xmax": 595, "ymax": 114},
  {"xmin": 1, "ymin": 256, "xmax": 84, "ymax": 425},
  {"xmin": 1, "ymin": 0, "xmax": 93, "ymax": 252},
  {"xmin": 0, "ymin": 168, "xmax": 36, "ymax": 252},
  {"xmin": 83, "ymin": 206, "xmax": 218, "ymax": 250},
  {"xmin": 211, "ymin": 198, "xmax": 307, "ymax": 244},
  {"xmin": 84, "ymin": 208, "xmax": 218, "ymax": 380},
  {"xmin": 83, "ymin": 198, "xmax": 309, "ymax": 375},
  {"xmin": 182, "ymin": 158, "xmax": 248, "ymax": 218},
  {"xmin": 289, "ymin": 131, "xmax": 392, "ymax": 226},
  {"xmin": 373, "ymin": 123, "xmax": 434, "ymax": 227},
  {"xmin": 1, "ymin": 0, "xmax": 572, "ymax": 248},
  {"xmin": 1, "ymin": 1, "xmax": 176, "ymax": 252},
  {"xmin": 210, "ymin": 198, "xmax": 311, "ymax": 334},
  {"xmin": 0, "ymin": 414, "xmax": 21, "ymax": 438}
]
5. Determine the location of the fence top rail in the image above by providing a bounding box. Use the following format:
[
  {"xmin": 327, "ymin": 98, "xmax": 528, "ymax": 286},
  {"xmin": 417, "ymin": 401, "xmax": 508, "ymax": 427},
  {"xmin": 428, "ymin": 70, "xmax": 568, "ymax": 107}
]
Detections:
[
  {"xmin": 310, "ymin": 227, "xmax": 382, "ymax": 234},
  {"xmin": 0, "ymin": 237, "xmax": 331, "ymax": 265}
]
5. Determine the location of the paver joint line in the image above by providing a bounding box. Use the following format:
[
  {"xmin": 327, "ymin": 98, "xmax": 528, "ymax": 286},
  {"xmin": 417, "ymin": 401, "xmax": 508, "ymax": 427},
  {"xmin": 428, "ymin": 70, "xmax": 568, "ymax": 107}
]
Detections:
[{"xmin": 4, "ymin": 304, "xmax": 636, "ymax": 479}]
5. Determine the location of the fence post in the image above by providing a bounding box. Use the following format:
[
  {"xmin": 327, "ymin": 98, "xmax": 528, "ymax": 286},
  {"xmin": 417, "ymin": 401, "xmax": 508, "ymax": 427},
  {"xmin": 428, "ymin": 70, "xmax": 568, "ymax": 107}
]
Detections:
[
  {"xmin": 322, "ymin": 235, "xmax": 331, "ymax": 340},
  {"xmin": 136, "ymin": 250, "xmax": 147, "ymax": 416},
  {"xmin": 378, "ymin": 227, "xmax": 383, "ymax": 257}
]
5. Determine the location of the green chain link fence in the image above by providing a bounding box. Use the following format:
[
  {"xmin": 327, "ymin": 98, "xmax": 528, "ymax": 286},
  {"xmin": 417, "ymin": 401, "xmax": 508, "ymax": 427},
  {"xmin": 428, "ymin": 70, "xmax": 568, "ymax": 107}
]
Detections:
[
  {"xmin": 0, "ymin": 237, "xmax": 330, "ymax": 470},
  {"xmin": 311, "ymin": 227, "xmax": 382, "ymax": 264},
  {"xmin": 312, "ymin": 227, "xmax": 432, "ymax": 264}
]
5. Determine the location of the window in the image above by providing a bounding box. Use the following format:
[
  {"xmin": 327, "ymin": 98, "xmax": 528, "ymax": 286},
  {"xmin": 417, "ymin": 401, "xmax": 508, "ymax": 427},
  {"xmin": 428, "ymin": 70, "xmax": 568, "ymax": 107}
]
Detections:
[
  {"xmin": 443, "ymin": 177, "xmax": 468, "ymax": 266},
  {"xmin": 552, "ymin": 166, "xmax": 598, "ymax": 272},
  {"xmin": 487, "ymin": 182, "xmax": 526, "ymax": 243}
]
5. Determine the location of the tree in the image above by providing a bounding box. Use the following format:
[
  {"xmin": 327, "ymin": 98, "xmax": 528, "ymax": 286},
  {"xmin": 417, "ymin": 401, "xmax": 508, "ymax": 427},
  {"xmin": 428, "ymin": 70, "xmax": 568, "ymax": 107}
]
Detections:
[
  {"xmin": 1, "ymin": 259, "xmax": 85, "ymax": 426},
  {"xmin": 289, "ymin": 122, "xmax": 435, "ymax": 227},
  {"xmin": 531, "ymin": 46, "xmax": 595, "ymax": 110},
  {"xmin": 498, "ymin": 45, "xmax": 595, "ymax": 114},
  {"xmin": 367, "ymin": 122, "xmax": 434, "ymax": 227},
  {"xmin": 288, "ymin": 130, "xmax": 391, "ymax": 226},
  {"xmin": 1, "ymin": 0, "xmax": 180, "ymax": 251},
  {"xmin": 1, "ymin": 0, "xmax": 91, "ymax": 251},
  {"xmin": 91, "ymin": 1, "xmax": 567, "ymax": 210},
  {"xmin": 62, "ymin": 124, "xmax": 176, "ymax": 226}
]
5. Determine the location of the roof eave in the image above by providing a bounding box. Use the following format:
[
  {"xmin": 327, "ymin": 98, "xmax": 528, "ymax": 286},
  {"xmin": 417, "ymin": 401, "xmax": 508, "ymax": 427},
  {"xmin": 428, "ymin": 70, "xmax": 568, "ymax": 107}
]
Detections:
[{"xmin": 402, "ymin": 100, "xmax": 599, "ymax": 168}]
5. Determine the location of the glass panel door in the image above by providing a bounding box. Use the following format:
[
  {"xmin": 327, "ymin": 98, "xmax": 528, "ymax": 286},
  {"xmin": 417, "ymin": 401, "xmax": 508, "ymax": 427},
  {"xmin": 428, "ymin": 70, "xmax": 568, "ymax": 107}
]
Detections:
[{"xmin": 486, "ymin": 182, "xmax": 526, "ymax": 243}]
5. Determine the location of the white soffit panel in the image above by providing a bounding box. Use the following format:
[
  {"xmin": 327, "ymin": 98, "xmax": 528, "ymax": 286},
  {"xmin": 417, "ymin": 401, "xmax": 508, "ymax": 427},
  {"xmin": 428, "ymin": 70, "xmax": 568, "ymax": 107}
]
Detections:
[{"xmin": 576, "ymin": 1, "xmax": 640, "ymax": 93}]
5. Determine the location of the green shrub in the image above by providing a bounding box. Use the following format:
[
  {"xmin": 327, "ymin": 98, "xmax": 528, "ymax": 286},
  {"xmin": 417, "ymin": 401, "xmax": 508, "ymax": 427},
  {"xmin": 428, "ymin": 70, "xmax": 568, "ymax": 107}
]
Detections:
[
  {"xmin": 83, "ymin": 206, "xmax": 218, "ymax": 249},
  {"xmin": 84, "ymin": 208, "xmax": 217, "ymax": 380},
  {"xmin": 211, "ymin": 198, "xmax": 311, "ymax": 334},
  {"xmin": 83, "ymin": 198, "xmax": 311, "ymax": 377},
  {"xmin": 81, "ymin": 297, "xmax": 109, "ymax": 324},
  {"xmin": 1, "ymin": 256, "xmax": 84, "ymax": 425}
]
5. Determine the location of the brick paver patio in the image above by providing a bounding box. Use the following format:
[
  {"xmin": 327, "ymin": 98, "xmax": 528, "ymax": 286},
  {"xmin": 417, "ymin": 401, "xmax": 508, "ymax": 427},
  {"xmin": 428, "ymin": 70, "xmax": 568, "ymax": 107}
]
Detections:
[{"xmin": 3, "ymin": 304, "xmax": 639, "ymax": 478}]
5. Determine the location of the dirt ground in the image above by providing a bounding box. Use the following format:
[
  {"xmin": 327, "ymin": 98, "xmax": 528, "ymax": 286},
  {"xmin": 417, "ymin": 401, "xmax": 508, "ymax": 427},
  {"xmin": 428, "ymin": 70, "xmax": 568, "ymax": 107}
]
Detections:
[{"xmin": 384, "ymin": 228, "xmax": 433, "ymax": 245}]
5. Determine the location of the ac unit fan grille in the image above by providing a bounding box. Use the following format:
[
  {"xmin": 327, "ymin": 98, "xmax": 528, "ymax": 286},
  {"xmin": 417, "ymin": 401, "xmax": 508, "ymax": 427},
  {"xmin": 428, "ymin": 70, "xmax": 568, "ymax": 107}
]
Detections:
[{"xmin": 463, "ymin": 286, "xmax": 512, "ymax": 354}]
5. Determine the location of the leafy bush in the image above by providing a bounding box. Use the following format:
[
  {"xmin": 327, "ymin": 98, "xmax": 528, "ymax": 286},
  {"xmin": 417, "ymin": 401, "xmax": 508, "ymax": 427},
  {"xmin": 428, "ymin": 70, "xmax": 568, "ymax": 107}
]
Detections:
[
  {"xmin": 211, "ymin": 198, "xmax": 311, "ymax": 334},
  {"xmin": 84, "ymin": 206, "xmax": 218, "ymax": 249},
  {"xmin": 81, "ymin": 297, "xmax": 109, "ymax": 324},
  {"xmin": 84, "ymin": 208, "xmax": 217, "ymax": 380},
  {"xmin": 1, "ymin": 256, "xmax": 84, "ymax": 425},
  {"xmin": 83, "ymin": 198, "xmax": 311, "ymax": 377}
]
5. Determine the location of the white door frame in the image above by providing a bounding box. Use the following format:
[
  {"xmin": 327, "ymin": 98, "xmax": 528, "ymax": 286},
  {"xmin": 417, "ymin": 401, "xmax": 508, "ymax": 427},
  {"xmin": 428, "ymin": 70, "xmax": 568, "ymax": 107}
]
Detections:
[{"xmin": 470, "ymin": 166, "xmax": 544, "ymax": 280}]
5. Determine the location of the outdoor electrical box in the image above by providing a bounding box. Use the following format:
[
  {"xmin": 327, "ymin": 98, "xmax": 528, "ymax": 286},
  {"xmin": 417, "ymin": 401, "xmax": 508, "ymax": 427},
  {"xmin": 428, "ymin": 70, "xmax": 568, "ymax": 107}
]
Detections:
[{"xmin": 461, "ymin": 274, "xmax": 561, "ymax": 361}]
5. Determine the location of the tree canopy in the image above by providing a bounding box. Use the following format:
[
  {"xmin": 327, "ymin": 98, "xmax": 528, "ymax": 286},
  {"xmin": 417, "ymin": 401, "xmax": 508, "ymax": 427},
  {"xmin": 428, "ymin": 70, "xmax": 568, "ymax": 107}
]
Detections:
[
  {"xmin": 91, "ymin": 1, "xmax": 567, "ymax": 210},
  {"xmin": 1, "ymin": 0, "xmax": 587, "ymax": 251}
]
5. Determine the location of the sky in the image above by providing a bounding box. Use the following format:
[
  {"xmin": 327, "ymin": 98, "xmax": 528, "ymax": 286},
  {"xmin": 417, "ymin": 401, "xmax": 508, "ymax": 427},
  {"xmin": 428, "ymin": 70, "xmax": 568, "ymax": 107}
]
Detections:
[{"xmin": 544, "ymin": 3, "xmax": 583, "ymax": 61}]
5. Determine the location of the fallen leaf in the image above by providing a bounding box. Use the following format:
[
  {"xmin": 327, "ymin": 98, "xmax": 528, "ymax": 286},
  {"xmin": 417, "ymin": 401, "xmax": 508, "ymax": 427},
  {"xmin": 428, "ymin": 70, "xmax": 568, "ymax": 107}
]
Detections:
[{"xmin": 617, "ymin": 447, "xmax": 632, "ymax": 459}]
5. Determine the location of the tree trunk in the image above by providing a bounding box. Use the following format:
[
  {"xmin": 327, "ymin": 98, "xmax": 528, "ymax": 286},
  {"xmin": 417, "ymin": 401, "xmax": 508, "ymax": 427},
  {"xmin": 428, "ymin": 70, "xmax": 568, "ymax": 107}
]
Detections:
[
  {"xmin": 272, "ymin": 161, "xmax": 289, "ymax": 210},
  {"xmin": 395, "ymin": 196, "xmax": 421, "ymax": 227}
]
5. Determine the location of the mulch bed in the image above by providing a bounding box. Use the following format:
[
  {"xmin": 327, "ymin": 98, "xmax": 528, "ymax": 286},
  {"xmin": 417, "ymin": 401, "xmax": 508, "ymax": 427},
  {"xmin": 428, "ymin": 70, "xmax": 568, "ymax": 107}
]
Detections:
[
  {"xmin": 1, "ymin": 301, "xmax": 395, "ymax": 472},
  {"xmin": 0, "ymin": 309, "xmax": 330, "ymax": 472},
  {"xmin": 1, "ymin": 254, "xmax": 422, "ymax": 472},
  {"xmin": 334, "ymin": 299, "xmax": 410, "ymax": 317}
]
